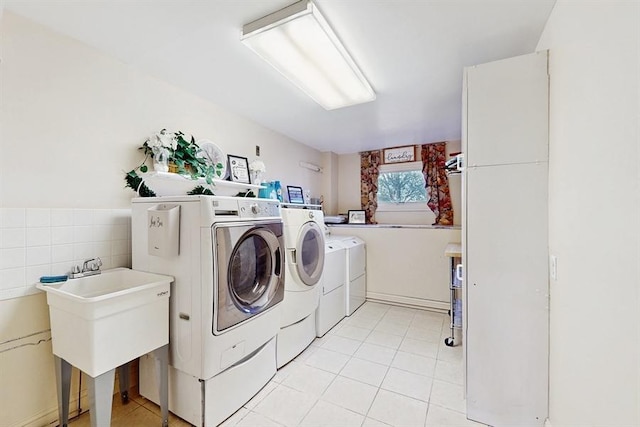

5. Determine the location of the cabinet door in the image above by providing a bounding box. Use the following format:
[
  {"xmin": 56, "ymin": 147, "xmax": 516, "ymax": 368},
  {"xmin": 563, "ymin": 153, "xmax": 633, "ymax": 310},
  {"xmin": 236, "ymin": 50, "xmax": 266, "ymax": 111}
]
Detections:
[
  {"xmin": 465, "ymin": 162, "xmax": 549, "ymax": 426},
  {"xmin": 465, "ymin": 51, "xmax": 548, "ymax": 167}
]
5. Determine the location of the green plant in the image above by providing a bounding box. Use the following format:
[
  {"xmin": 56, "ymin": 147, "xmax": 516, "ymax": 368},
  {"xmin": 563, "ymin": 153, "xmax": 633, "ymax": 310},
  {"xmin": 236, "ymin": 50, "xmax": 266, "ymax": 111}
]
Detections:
[
  {"xmin": 124, "ymin": 129, "xmax": 224, "ymax": 196},
  {"xmin": 234, "ymin": 190, "xmax": 257, "ymax": 198},
  {"xmin": 187, "ymin": 185, "xmax": 214, "ymax": 196},
  {"xmin": 124, "ymin": 171, "xmax": 156, "ymax": 197},
  {"xmin": 170, "ymin": 132, "xmax": 219, "ymax": 184}
]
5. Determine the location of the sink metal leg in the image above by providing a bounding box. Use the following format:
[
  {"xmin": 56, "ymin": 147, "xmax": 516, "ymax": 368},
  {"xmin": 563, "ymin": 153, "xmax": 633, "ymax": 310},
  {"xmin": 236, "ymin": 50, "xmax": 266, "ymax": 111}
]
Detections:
[
  {"xmin": 87, "ymin": 368, "xmax": 115, "ymax": 427},
  {"xmin": 54, "ymin": 356, "xmax": 72, "ymax": 427},
  {"xmin": 154, "ymin": 345, "xmax": 169, "ymax": 427},
  {"xmin": 117, "ymin": 362, "xmax": 131, "ymax": 403}
]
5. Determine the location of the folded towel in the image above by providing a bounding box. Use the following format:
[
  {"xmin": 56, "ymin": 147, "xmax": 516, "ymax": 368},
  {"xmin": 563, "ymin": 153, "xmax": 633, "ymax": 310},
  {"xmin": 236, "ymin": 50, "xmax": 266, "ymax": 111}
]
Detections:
[
  {"xmin": 39, "ymin": 275, "xmax": 68, "ymax": 284},
  {"xmin": 324, "ymin": 215, "xmax": 347, "ymax": 224}
]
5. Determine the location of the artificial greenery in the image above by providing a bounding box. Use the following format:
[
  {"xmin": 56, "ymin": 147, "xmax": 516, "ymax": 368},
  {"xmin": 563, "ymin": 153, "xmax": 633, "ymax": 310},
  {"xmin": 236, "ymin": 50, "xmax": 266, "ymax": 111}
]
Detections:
[
  {"xmin": 187, "ymin": 185, "xmax": 215, "ymax": 196},
  {"xmin": 234, "ymin": 190, "xmax": 257, "ymax": 198},
  {"xmin": 125, "ymin": 171, "xmax": 156, "ymax": 197},
  {"xmin": 139, "ymin": 131, "xmax": 221, "ymax": 184},
  {"xmin": 124, "ymin": 129, "xmax": 225, "ymax": 196}
]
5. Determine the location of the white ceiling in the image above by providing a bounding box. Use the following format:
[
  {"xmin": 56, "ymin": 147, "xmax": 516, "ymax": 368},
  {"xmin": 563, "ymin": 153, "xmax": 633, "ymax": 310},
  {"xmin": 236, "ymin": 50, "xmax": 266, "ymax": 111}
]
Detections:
[{"xmin": 3, "ymin": 0, "xmax": 555, "ymax": 154}]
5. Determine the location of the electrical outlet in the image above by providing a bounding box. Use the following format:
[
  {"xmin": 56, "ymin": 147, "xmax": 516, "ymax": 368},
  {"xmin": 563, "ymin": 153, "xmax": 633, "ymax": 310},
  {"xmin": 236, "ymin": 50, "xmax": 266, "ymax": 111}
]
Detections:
[
  {"xmin": 255, "ymin": 145, "xmax": 261, "ymax": 156},
  {"xmin": 550, "ymin": 255, "xmax": 557, "ymax": 281}
]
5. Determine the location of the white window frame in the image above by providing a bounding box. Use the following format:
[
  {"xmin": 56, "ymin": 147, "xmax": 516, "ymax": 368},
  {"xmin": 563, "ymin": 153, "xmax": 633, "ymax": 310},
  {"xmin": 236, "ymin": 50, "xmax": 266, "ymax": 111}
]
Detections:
[{"xmin": 376, "ymin": 161, "xmax": 429, "ymax": 212}]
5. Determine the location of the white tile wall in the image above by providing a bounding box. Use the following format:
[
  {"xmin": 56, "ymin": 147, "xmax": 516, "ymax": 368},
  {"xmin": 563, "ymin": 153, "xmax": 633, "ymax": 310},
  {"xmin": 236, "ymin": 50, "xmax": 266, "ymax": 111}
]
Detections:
[{"xmin": 0, "ymin": 208, "xmax": 132, "ymax": 300}]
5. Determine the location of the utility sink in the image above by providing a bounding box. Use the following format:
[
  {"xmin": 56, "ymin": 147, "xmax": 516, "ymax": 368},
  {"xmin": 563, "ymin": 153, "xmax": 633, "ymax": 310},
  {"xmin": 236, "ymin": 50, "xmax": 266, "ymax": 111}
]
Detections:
[{"xmin": 37, "ymin": 268, "xmax": 173, "ymax": 377}]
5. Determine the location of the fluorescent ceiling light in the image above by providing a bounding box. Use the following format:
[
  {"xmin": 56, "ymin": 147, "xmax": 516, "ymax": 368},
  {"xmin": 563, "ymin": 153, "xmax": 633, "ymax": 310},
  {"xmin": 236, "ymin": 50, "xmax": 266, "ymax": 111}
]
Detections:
[{"xmin": 241, "ymin": 0, "xmax": 375, "ymax": 110}]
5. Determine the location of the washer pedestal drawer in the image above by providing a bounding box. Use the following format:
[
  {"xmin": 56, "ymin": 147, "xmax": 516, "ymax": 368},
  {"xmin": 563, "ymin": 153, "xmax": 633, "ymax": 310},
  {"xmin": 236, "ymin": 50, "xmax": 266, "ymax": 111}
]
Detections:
[{"xmin": 276, "ymin": 314, "xmax": 316, "ymax": 368}]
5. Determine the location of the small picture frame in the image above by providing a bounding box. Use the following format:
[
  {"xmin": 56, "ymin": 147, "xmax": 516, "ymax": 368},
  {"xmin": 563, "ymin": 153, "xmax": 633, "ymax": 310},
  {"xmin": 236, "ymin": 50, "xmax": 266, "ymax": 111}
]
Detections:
[
  {"xmin": 287, "ymin": 186, "xmax": 305, "ymax": 204},
  {"xmin": 227, "ymin": 155, "xmax": 250, "ymax": 184},
  {"xmin": 348, "ymin": 210, "xmax": 366, "ymax": 224}
]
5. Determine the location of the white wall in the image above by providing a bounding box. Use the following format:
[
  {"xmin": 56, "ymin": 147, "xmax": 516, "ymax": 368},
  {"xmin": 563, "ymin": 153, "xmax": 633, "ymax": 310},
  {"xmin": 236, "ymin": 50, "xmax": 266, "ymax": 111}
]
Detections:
[
  {"xmin": 338, "ymin": 153, "xmax": 361, "ymax": 214},
  {"xmin": 337, "ymin": 142, "xmax": 462, "ymax": 225},
  {"xmin": 329, "ymin": 226, "xmax": 461, "ymax": 311},
  {"xmin": 536, "ymin": 2, "xmax": 639, "ymax": 425},
  {"xmin": 0, "ymin": 11, "xmax": 324, "ymax": 426},
  {"xmin": 0, "ymin": 12, "xmax": 323, "ymax": 209},
  {"xmin": 321, "ymin": 151, "xmax": 340, "ymax": 215}
]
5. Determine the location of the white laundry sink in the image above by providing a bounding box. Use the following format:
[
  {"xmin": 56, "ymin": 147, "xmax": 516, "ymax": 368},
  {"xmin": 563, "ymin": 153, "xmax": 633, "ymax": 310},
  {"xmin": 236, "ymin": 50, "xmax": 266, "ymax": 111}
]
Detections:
[{"xmin": 37, "ymin": 268, "xmax": 173, "ymax": 377}]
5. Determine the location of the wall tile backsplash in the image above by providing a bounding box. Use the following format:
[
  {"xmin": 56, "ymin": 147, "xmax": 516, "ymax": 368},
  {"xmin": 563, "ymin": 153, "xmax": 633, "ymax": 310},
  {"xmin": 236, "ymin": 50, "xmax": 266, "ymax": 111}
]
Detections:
[{"xmin": 0, "ymin": 208, "xmax": 131, "ymax": 300}]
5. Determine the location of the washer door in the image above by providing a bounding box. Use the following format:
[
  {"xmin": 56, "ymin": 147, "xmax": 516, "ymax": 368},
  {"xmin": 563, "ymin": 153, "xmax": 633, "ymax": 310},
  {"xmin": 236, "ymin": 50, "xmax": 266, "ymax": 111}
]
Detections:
[
  {"xmin": 229, "ymin": 228, "xmax": 281, "ymax": 312},
  {"xmin": 214, "ymin": 222, "xmax": 285, "ymax": 333},
  {"xmin": 293, "ymin": 221, "xmax": 325, "ymax": 286}
]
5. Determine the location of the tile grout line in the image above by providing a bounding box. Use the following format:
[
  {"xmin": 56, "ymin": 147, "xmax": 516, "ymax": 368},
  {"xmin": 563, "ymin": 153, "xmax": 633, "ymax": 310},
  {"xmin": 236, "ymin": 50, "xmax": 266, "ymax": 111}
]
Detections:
[
  {"xmin": 360, "ymin": 305, "xmax": 425, "ymax": 426},
  {"xmin": 426, "ymin": 315, "xmax": 447, "ymax": 425},
  {"xmin": 306, "ymin": 305, "xmax": 452, "ymax": 426},
  {"xmin": 352, "ymin": 304, "xmax": 390, "ymax": 426},
  {"xmin": 385, "ymin": 308, "xmax": 433, "ymax": 427}
]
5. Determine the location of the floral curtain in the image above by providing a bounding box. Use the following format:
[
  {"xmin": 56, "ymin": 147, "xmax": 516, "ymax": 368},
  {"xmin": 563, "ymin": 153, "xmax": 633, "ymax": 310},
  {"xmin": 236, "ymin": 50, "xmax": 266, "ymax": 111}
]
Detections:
[
  {"xmin": 421, "ymin": 142, "xmax": 454, "ymax": 226},
  {"xmin": 360, "ymin": 150, "xmax": 382, "ymax": 224}
]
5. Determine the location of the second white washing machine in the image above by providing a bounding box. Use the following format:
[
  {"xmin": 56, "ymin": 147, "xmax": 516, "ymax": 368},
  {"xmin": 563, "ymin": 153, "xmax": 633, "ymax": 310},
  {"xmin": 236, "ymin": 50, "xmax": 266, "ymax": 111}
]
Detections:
[{"xmin": 278, "ymin": 206, "xmax": 325, "ymax": 367}]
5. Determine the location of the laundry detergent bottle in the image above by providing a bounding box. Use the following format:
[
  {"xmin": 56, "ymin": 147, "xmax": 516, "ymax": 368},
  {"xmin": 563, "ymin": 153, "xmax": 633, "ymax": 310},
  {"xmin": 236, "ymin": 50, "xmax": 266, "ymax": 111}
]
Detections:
[
  {"xmin": 274, "ymin": 181, "xmax": 283, "ymax": 202},
  {"xmin": 258, "ymin": 181, "xmax": 274, "ymax": 199}
]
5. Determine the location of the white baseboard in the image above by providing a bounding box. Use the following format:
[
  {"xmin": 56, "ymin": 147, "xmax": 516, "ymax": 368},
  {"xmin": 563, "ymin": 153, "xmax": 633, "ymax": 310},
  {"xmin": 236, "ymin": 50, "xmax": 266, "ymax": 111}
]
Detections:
[{"xmin": 366, "ymin": 292, "xmax": 449, "ymax": 312}]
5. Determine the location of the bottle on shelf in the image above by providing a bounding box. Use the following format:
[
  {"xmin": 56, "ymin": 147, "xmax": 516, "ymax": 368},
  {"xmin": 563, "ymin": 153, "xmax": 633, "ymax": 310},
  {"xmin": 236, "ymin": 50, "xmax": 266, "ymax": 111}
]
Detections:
[{"xmin": 274, "ymin": 181, "xmax": 283, "ymax": 202}]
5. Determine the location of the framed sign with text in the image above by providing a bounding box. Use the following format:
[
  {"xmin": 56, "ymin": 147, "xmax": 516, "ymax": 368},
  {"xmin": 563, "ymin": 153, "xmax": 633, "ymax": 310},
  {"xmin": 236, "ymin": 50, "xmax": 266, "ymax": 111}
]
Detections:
[
  {"xmin": 382, "ymin": 145, "xmax": 416, "ymax": 164},
  {"xmin": 227, "ymin": 155, "xmax": 251, "ymax": 184}
]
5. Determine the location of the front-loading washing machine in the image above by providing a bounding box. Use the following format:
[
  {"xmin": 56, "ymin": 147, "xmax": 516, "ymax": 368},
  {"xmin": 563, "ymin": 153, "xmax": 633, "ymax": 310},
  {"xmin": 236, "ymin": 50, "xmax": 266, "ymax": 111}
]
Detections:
[
  {"xmin": 278, "ymin": 206, "xmax": 325, "ymax": 367},
  {"xmin": 131, "ymin": 196, "xmax": 284, "ymax": 427}
]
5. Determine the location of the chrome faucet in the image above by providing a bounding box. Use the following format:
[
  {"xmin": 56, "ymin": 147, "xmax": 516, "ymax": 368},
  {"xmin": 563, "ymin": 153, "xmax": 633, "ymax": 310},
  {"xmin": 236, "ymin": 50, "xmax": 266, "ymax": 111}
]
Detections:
[{"xmin": 69, "ymin": 257, "xmax": 103, "ymax": 279}]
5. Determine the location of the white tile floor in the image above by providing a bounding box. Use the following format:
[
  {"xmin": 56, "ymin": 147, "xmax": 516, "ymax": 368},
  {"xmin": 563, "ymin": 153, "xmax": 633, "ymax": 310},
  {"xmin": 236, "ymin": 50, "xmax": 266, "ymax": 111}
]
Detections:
[{"xmin": 220, "ymin": 302, "xmax": 486, "ymax": 427}]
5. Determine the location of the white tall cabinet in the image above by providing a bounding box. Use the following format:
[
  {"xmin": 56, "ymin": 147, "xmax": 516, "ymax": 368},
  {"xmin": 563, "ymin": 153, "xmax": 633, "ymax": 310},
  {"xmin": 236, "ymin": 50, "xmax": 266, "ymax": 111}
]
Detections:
[{"xmin": 463, "ymin": 51, "xmax": 549, "ymax": 426}]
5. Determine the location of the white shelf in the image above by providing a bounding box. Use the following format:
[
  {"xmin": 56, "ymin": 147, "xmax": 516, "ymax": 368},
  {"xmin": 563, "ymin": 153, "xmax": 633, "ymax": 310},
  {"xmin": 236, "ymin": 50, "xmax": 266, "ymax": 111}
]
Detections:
[
  {"xmin": 140, "ymin": 172, "xmax": 264, "ymax": 197},
  {"xmin": 281, "ymin": 203, "xmax": 322, "ymax": 210}
]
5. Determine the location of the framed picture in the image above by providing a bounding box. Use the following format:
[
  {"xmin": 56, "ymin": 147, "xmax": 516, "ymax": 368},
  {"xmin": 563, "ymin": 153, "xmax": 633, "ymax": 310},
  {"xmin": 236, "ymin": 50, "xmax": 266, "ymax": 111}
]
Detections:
[
  {"xmin": 382, "ymin": 145, "xmax": 416, "ymax": 164},
  {"xmin": 287, "ymin": 186, "xmax": 305, "ymax": 204},
  {"xmin": 227, "ymin": 155, "xmax": 250, "ymax": 184},
  {"xmin": 348, "ymin": 210, "xmax": 366, "ymax": 224}
]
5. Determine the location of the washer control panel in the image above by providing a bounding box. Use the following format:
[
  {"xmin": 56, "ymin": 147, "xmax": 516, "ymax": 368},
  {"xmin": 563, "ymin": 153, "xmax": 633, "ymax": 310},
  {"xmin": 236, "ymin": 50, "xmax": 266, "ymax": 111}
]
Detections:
[{"xmin": 237, "ymin": 199, "xmax": 280, "ymax": 218}]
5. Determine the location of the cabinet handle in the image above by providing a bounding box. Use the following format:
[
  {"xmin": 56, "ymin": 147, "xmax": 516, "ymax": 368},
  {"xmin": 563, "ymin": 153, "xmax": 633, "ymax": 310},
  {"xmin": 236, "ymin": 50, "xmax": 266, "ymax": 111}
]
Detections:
[{"xmin": 456, "ymin": 264, "xmax": 463, "ymax": 281}]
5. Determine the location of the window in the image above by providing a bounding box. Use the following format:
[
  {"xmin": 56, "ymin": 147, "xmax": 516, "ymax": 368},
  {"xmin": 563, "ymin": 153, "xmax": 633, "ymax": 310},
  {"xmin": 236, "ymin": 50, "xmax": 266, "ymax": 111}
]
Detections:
[{"xmin": 377, "ymin": 161, "xmax": 428, "ymax": 211}]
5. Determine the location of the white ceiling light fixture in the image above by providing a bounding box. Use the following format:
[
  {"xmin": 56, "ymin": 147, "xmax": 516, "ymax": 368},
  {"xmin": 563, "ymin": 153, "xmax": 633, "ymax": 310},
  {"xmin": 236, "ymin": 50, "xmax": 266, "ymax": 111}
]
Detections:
[{"xmin": 241, "ymin": 0, "xmax": 375, "ymax": 110}]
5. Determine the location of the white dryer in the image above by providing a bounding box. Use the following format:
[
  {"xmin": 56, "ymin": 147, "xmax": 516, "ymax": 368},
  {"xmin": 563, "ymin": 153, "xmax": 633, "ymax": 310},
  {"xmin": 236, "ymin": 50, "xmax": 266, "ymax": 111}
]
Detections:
[
  {"xmin": 329, "ymin": 235, "xmax": 367, "ymax": 316},
  {"xmin": 342, "ymin": 237, "xmax": 366, "ymax": 315},
  {"xmin": 132, "ymin": 196, "xmax": 284, "ymax": 427},
  {"xmin": 278, "ymin": 207, "xmax": 325, "ymax": 367},
  {"xmin": 316, "ymin": 239, "xmax": 346, "ymax": 337}
]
